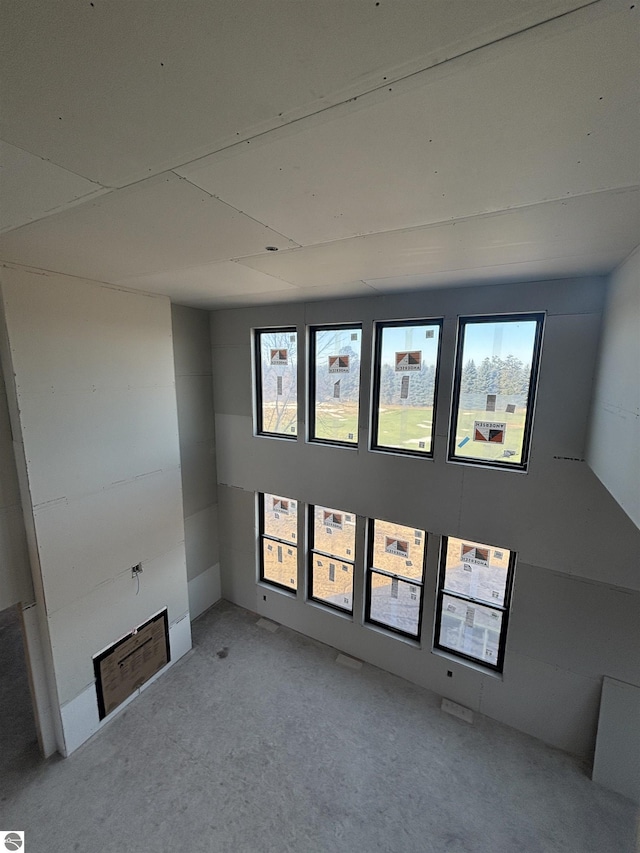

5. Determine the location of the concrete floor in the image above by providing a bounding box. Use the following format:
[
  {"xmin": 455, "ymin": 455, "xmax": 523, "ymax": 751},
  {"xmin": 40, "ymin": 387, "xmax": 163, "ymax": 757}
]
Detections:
[{"xmin": 2, "ymin": 600, "xmax": 637, "ymax": 853}]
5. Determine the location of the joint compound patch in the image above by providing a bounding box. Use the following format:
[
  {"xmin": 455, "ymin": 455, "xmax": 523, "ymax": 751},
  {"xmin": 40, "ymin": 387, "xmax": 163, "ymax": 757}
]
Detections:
[
  {"xmin": 460, "ymin": 544, "xmax": 489, "ymax": 566},
  {"xmin": 323, "ymin": 510, "xmax": 343, "ymax": 529},
  {"xmin": 395, "ymin": 351, "xmax": 422, "ymax": 371},
  {"xmin": 270, "ymin": 348, "xmax": 288, "ymax": 366},
  {"xmin": 473, "ymin": 421, "xmax": 506, "ymax": 444},
  {"xmin": 385, "ymin": 536, "xmax": 409, "ymax": 558},
  {"xmin": 328, "ymin": 355, "xmax": 350, "ymax": 373}
]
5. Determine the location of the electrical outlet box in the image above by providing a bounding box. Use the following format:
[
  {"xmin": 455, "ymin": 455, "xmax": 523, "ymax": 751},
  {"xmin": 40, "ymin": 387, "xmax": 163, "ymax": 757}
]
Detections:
[{"xmin": 441, "ymin": 697, "xmax": 474, "ymax": 723}]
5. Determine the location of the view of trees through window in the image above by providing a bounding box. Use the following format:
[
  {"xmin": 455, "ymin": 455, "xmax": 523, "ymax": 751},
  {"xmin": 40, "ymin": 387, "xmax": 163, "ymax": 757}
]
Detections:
[
  {"xmin": 373, "ymin": 320, "xmax": 441, "ymax": 455},
  {"xmin": 256, "ymin": 329, "xmax": 297, "ymax": 437},
  {"xmin": 311, "ymin": 326, "xmax": 361, "ymax": 445},
  {"xmin": 450, "ymin": 315, "xmax": 544, "ymax": 467}
]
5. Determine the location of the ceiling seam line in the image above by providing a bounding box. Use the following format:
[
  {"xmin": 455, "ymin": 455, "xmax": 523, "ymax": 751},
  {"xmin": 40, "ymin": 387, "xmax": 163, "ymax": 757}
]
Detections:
[
  {"xmin": 170, "ymin": 173, "xmax": 301, "ymax": 246},
  {"xmin": 164, "ymin": 0, "xmax": 604, "ymax": 174},
  {"xmin": 222, "ymin": 185, "xmax": 640, "ymax": 262}
]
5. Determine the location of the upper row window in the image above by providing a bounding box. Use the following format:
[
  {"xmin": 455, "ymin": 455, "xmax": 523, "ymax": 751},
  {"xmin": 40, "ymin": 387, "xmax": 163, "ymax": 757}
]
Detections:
[
  {"xmin": 449, "ymin": 314, "xmax": 544, "ymax": 470},
  {"xmin": 255, "ymin": 313, "xmax": 544, "ymax": 470}
]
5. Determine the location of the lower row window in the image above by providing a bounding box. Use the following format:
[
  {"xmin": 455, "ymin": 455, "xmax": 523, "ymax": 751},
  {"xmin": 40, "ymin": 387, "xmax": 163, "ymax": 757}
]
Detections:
[
  {"xmin": 434, "ymin": 536, "xmax": 515, "ymax": 671},
  {"xmin": 258, "ymin": 494, "xmax": 515, "ymax": 672},
  {"xmin": 260, "ymin": 493, "xmax": 298, "ymax": 591},
  {"xmin": 365, "ymin": 518, "xmax": 426, "ymax": 639},
  {"xmin": 309, "ymin": 504, "xmax": 356, "ymax": 613}
]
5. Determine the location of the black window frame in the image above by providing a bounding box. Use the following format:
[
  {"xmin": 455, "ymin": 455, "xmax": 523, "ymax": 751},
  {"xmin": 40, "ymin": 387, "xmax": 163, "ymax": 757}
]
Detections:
[
  {"xmin": 258, "ymin": 492, "xmax": 298, "ymax": 594},
  {"xmin": 308, "ymin": 504, "xmax": 356, "ymax": 615},
  {"xmin": 370, "ymin": 317, "xmax": 444, "ymax": 459},
  {"xmin": 254, "ymin": 326, "xmax": 298, "ymax": 440},
  {"xmin": 364, "ymin": 518, "xmax": 427, "ymax": 641},
  {"xmin": 308, "ymin": 323, "xmax": 363, "ymax": 448},
  {"xmin": 433, "ymin": 536, "xmax": 516, "ymax": 673},
  {"xmin": 447, "ymin": 312, "xmax": 545, "ymax": 471}
]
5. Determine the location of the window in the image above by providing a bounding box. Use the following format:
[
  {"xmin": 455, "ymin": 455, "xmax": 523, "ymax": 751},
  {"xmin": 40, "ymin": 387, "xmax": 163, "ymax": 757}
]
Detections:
[
  {"xmin": 371, "ymin": 319, "xmax": 442, "ymax": 456},
  {"xmin": 309, "ymin": 505, "xmax": 356, "ymax": 613},
  {"xmin": 434, "ymin": 536, "xmax": 515, "ymax": 671},
  {"xmin": 365, "ymin": 518, "xmax": 426, "ymax": 639},
  {"xmin": 259, "ymin": 493, "xmax": 298, "ymax": 591},
  {"xmin": 255, "ymin": 328, "xmax": 298, "ymax": 437},
  {"xmin": 448, "ymin": 314, "xmax": 544, "ymax": 469},
  {"xmin": 310, "ymin": 325, "xmax": 362, "ymax": 445}
]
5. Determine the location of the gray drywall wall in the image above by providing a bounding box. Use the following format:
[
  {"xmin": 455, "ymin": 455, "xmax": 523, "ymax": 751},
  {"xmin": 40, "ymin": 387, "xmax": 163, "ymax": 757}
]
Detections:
[
  {"xmin": 172, "ymin": 304, "xmax": 220, "ymax": 618},
  {"xmin": 592, "ymin": 676, "xmax": 640, "ymax": 803},
  {"xmin": 0, "ymin": 265, "xmax": 190, "ymax": 754},
  {"xmin": 211, "ymin": 275, "xmax": 640, "ymax": 759},
  {"xmin": 0, "ymin": 348, "xmax": 31, "ymax": 611},
  {"xmin": 587, "ymin": 246, "xmax": 640, "ymax": 529}
]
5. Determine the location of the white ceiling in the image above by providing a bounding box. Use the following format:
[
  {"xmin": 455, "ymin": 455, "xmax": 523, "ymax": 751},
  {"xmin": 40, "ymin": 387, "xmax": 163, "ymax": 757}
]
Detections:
[{"xmin": 1, "ymin": 0, "xmax": 638, "ymax": 309}]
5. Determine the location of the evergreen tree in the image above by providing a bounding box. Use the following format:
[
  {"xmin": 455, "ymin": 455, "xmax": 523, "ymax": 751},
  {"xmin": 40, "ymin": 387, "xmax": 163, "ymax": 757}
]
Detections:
[{"xmin": 461, "ymin": 359, "xmax": 478, "ymax": 392}]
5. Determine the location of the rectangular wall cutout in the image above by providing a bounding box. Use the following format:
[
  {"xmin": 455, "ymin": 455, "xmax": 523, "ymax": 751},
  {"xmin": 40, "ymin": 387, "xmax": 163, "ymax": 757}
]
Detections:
[
  {"xmin": 448, "ymin": 313, "xmax": 544, "ymax": 469},
  {"xmin": 309, "ymin": 325, "xmax": 362, "ymax": 446},
  {"xmin": 371, "ymin": 319, "xmax": 443, "ymax": 457},
  {"xmin": 255, "ymin": 328, "xmax": 298, "ymax": 438},
  {"xmin": 93, "ymin": 609, "xmax": 170, "ymax": 720}
]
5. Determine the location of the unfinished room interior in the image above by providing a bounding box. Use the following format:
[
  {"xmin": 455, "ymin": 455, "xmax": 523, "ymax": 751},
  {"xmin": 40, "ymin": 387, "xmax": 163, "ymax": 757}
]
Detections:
[{"xmin": 1, "ymin": 1, "xmax": 639, "ymax": 851}]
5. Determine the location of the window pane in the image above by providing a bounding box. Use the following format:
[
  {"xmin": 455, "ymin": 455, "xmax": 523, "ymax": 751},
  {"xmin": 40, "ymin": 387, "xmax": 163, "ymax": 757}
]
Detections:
[
  {"xmin": 263, "ymin": 493, "xmax": 297, "ymax": 543},
  {"xmin": 443, "ymin": 537, "xmax": 510, "ymax": 607},
  {"xmin": 257, "ymin": 329, "xmax": 297, "ymax": 436},
  {"xmin": 438, "ymin": 594, "xmax": 503, "ymax": 666},
  {"xmin": 311, "ymin": 554, "xmax": 353, "ymax": 611},
  {"xmin": 369, "ymin": 572, "xmax": 421, "ymax": 636},
  {"xmin": 451, "ymin": 316, "xmax": 543, "ymax": 466},
  {"xmin": 313, "ymin": 505, "xmax": 356, "ymax": 561},
  {"xmin": 312, "ymin": 326, "xmax": 361, "ymax": 444},
  {"xmin": 371, "ymin": 519, "xmax": 425, "ymax": 581},
  {"xmin": 374, "ymin": 321, "xmax": 441, "ymax": 454},
  {"xmin": 262, "ymin": 540, "xmax": 297, "ymax": 590}
]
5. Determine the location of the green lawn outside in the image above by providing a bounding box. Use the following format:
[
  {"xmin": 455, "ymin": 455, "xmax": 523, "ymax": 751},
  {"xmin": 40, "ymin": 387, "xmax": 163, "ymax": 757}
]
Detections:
[{"xmin": 453, "ymin": 407, "xmax": 526, "ymax": 463}]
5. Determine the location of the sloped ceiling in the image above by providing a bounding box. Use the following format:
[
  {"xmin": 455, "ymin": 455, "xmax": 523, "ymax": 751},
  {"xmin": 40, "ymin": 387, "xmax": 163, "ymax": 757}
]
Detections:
[{"xmin": 1, "ymin": 0, "xmax": 638, "ymax": 308}]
